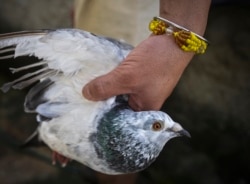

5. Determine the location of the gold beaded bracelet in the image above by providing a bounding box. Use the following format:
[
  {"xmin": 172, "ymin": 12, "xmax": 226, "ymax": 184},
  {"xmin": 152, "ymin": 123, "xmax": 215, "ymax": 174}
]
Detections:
[{"xmin": 149, "ymin": 16, "xmax": 209, "ymax": 54}]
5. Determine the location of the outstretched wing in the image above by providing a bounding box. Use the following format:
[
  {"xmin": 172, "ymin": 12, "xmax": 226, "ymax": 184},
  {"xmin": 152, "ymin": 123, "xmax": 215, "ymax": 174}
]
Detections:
[
  {"xmin": 0, "ymin": 29, "xmax": 133, "ymax": 121},
  {"xmin": 0, "ymin": 29, "xmax": 133, "ymax": 93}
]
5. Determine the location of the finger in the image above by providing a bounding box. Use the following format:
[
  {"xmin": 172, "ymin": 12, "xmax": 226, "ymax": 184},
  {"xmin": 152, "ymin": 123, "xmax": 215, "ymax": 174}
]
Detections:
[
  {"xmin": 82, "ymin": 69, "xmax": 134, "ymax": 101},
  {"xmin": 128, "ymin": 79, "xmax": 176, "ymax": 111},
  {"xmin": 128, "ymin": 93, "xmax": 164, "ymax": 111}
]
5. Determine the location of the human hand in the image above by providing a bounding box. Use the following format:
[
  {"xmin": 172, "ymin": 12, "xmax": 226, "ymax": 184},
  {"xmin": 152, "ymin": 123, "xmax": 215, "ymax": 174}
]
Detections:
[{"xmin": 82, "ymin": 34, "xmax": 194, "ymax": 111}]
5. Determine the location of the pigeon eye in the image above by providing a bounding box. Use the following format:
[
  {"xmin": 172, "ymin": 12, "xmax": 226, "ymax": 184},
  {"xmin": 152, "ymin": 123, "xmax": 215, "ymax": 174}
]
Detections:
[{"xmin": 152, "ymin": 121, "xmax": 163, "ymax": 131}]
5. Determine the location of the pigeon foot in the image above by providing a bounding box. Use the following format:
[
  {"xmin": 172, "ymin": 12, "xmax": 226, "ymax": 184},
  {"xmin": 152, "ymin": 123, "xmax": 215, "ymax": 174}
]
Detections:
[{"xmin": 52, "ymin": 151, "xmax": 71, "ymax": 167}]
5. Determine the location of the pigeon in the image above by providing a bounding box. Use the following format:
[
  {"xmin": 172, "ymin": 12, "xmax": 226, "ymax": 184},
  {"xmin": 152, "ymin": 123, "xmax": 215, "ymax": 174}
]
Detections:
[{"xmin": 0, "ymin": 29, "xmax": 190, "ymax": 175}]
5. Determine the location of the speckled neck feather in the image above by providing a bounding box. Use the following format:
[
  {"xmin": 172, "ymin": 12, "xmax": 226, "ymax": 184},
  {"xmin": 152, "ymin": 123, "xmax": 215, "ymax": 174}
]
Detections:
[{"xmin": 91, "ymin": 103, "xmax": 160, "ymax": 173}]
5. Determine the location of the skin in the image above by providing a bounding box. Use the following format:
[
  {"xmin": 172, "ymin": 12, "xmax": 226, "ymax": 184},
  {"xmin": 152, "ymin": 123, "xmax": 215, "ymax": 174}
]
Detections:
[{"xmin": 82, "ymin": 0, "xmax": 211, "ymax": 183}]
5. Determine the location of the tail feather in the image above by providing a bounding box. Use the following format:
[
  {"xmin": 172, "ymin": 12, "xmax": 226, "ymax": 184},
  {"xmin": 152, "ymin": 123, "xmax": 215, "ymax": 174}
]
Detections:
[
  {"xmin": 0, "ymin": 30, "xmax": 50, "ymax": 51},
  {"xmin": 11, "ymin": 70, "xmax": 56, "ymax": 91},
  {"xmin": 0, "ymin": 46, "xmax": 15, "ymax": 54},
  {"xmin": 0, "ymin": 46, "xmax": 15, "ymax": 59},
  {"xmin": 24, "ymin": 78, "xmax": 54, "ymax": 112},
  {"xmin": 9, "ymin": 61, "xmax": 47, "ymax": 74},
  {"xmin": 20, "ymin": 130, "xmax": 45, "ymax": 148},
  {"xmin": 0, "ymin": 68, "xmax": 56, "ymax": 93},
  {"xmin": 0, "ymin": 54, "xmax": 15, "ymax": 60},
  {"xmin": 0, "ymin": 30, "xmax": 50, "ymax": 40}
]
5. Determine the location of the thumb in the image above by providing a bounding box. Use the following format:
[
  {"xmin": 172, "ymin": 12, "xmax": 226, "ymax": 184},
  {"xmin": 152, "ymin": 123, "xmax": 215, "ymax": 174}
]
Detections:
[{"xmin": 82, "ymin": 69, "xmax": 133, "ymax": 101}]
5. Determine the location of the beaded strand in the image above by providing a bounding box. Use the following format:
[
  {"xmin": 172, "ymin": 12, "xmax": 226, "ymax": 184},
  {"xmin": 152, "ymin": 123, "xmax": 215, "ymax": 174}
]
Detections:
[{"xmin": 149, "ymin": 17, "xmax": 208, "ymax": 54}]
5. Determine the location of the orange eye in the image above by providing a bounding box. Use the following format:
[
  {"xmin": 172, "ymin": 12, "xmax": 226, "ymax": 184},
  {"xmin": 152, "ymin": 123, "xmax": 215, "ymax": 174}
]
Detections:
[{"xmin": 152, "ymin": 121, "xmax": 163, "ymax": 131}]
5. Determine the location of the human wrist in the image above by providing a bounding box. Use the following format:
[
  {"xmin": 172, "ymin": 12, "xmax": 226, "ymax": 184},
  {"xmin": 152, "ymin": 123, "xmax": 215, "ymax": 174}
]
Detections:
[
  {"xmin": 147, "ymin": 34, "xmax": 194, "ymax": 71},
  {"xmin": 144, "ymin": 34, "xmax": 193, "ymax": 99}
]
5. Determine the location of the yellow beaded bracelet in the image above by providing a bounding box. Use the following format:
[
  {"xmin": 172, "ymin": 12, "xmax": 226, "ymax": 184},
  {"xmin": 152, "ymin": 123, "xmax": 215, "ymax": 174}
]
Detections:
[{"xmin": 149, "ymin": 16, "xmax": 209, "ymax": 54}]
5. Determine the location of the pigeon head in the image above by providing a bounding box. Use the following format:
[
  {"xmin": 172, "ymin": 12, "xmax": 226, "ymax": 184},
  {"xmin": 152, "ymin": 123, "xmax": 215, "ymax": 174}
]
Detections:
[
  {"xmin": 134, "ymin": 110, "xmax": 190, "ymax": 149},
  {"xmin": 91, "ymin": 104, "xmax": 190, "ymax": 174}
]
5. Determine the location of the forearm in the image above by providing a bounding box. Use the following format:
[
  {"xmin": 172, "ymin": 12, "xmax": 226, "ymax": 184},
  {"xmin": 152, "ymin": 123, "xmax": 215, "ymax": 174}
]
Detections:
[{"xmin": 160, "ymin": 0, "xmax": 211, "ymax": 35}]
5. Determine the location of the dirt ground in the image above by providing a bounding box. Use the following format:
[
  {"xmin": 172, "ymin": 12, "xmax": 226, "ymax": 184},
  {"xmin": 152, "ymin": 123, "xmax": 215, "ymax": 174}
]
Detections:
[{"xmin": 0, "ymin": 1, "xmax": 250, "ymax": 184}]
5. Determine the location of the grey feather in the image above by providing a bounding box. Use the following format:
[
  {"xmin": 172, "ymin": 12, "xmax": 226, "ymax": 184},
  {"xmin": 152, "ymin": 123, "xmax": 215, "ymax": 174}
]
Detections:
[
  {"xmin": 10, "ymin": 61, "xmax": 47, "ymax": 74},
  {"xmin": 1, "ymin": 68, "xmax": 56, "ymax": 92},
  {"xmin": 24, "ymin": 79, "xmax": 54, "ymax": 112}
]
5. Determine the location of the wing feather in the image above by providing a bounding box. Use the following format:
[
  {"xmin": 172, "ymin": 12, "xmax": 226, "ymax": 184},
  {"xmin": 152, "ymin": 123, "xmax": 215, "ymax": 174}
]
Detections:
[{"xmin": 0, "ymin": 29, "xmax": 133, "ymax": 92}]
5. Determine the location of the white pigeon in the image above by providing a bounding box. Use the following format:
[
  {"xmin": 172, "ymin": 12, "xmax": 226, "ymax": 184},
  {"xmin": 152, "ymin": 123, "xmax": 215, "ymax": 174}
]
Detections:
[{"xmin": 0, "ymin": 29, "xmax": 190, "ymax": 175}]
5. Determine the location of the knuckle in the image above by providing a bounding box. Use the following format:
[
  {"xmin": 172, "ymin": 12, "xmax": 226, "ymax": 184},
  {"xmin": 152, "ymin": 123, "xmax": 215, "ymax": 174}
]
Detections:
[{"xmin": 116, "ymin": 70, "xmax": 141, "ymax": 91}]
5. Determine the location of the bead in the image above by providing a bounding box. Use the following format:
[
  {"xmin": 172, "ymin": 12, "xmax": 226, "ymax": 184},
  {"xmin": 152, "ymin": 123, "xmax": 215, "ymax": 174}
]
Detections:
[
  {"xmin": 149, "ymin": 20, "xmax": 166, "ymax": 35},
  {"xmin": 172, "ymin": 30, "xmax": 208, "ymax": 54},
  {"xmin": 149, "ymin": 17, "xmax": 208, "ymax": 54}
]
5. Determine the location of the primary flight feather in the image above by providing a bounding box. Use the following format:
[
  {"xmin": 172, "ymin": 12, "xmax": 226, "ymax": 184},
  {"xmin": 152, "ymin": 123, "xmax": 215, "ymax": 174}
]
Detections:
[{"xmin": 0, "ymin": 29, "xmax": 190, "ymax": 175}]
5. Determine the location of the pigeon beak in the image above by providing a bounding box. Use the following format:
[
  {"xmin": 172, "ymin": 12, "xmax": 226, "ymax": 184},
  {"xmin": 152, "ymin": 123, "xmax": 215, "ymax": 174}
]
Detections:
[
  {"xmin": 169, "ymin": 123, "xmax": 191, "ymax": 138},
  {"xmin": 177, "ymin": 129, "xmax": 191, "ymax": 138}
]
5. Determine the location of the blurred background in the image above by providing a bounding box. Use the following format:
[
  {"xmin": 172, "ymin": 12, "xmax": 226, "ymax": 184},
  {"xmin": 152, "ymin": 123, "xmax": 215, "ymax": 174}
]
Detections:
[{"xmin": 0, "ymin": 0, "xmax": 249, "ymax": 184}]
